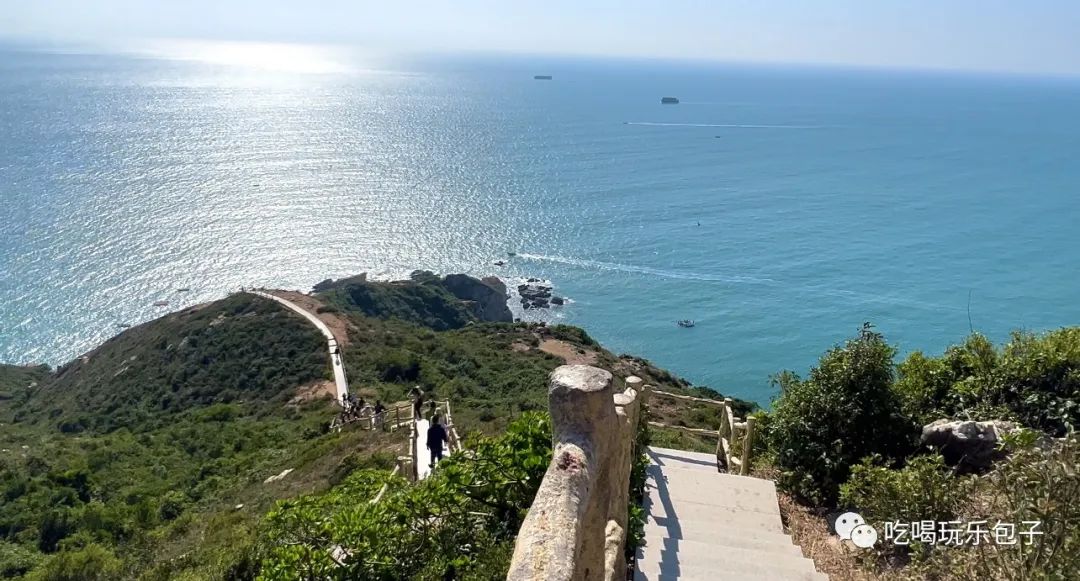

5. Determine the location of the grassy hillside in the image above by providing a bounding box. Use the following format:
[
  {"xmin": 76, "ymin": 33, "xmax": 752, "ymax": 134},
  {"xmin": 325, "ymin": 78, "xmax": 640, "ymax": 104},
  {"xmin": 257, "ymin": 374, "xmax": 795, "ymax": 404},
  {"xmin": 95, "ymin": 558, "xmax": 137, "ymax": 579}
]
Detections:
[
  {"xmin": 316, "ymin": 271, "xmax": 477, "ymax": 331},
  {"xmin": 6, "ymin": 295, "xmax": 328, "ymax": 433},
  {"xmin": 310, "ymin": 276, "xmax": 751, "ymax": 434},
  {"xmin": 0, "ymin": 278, "xmax": 747, "ymax": 580},
  {"xmin": 0, "ymin": 366, "xmax": 48, "ymax": 403},
  {"xmin": 0, "ymin": 294, "xmax": 370, "ymax": 580}
]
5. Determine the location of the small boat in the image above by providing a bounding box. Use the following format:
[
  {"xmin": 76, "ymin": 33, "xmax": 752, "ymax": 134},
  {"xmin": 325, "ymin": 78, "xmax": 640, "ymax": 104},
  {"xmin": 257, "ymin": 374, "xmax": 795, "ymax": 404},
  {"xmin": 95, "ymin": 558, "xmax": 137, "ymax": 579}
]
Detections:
[
  {"xmin": 153, "ymin": 300, "xmax": 170, "ymax": 307},
  {"xmin": 534, "ymin": 75, "xmax": 553, "ymax": 80},
  {"xmin": 116, "ymin": 323, "xmax": 131, "ymax": 328},
  {"xmin": 676, "ymin": 319, "xmax": 695, "ymax": 328},
  {"xmin": 507, "ymin": 251, "xmax": 517, "ymax": 257},
  {"xmin": 176, "ymin": 288, "xmax": 191, "ymax": 292},
  {"xmin": 493, "ymin": 260, "xmax": 506, "ymax": 266},
  {"xmin": 661, "ymin": 97, "xmax": 680, "ymax": 104}
]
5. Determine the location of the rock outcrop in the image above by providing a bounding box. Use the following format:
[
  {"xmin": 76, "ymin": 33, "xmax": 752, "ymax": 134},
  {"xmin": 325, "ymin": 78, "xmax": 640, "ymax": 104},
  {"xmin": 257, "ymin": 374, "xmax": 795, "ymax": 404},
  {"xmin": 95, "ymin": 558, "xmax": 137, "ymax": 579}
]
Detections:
[
  {"xmin": 921, "ymin": 419, "xmax": 1017, "ymax": 472},
  {"xmin": 517, "ymin": 278, "xmax": 566, "ymax": 310},
  {"xmin": 441, "ymin": 274, "xmax": 513, "ymax": 323}
]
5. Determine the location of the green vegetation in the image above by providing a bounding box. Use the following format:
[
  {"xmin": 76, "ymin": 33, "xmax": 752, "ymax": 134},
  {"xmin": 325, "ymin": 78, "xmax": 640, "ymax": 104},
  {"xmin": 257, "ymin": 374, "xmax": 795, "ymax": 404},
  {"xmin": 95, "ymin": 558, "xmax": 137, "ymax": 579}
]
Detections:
[
  {"xmin": 626, "ymin": 417, "xmax": 651, "ymax": 565},
  {"xmin": 7, "ymin": 295, "xmax": 328, "ymax": 432},
  {"xmin": 14, "ymin": 269, "xmax": 1073, "ymax": 581},
  {"xmin": 912, "ymin": 432, "xmax": 1080, "ymax": 580},
  {"xmin": 767, "ymin": 325, "xmax": 916, "ymax": 504},
  {"xmin": 317, "ymin": 272, "xmax": 476, "ymax": 331},
  {"xmin": 840, "ymin": 454, "xmax": 970, "ymax": 554},
  {"xmin": 894, "ymin": 328, "xmax": 1080, "ymax": 436},
  {"xmin": 258, "ymin": 413, "xmax": 552, "ymax": 580},
  {"xmin": 761, "ymin": 324, "xmax": 1080, "ymax": 579},
  {"xmin": 0, "ymin": 295, "xmax": 360, "ymax": 580},
  {"xmin": 0, "ymin": 366, "xmax": 48, "ymax": 403},
  {"xmin": 0, "ymin": 275, "xmax": 719, "ymax": 580}
]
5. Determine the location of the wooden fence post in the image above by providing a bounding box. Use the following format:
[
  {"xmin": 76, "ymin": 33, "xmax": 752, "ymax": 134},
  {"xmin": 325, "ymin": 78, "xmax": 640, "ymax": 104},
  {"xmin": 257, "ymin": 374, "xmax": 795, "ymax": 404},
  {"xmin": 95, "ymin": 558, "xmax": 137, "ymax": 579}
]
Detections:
[
  {"xmin": 740, "ymin": 416, "xmax": 756, "ymax": 476},
  {"xmin": 715, "ymin": 400, "xmax": 725, "ymax": 468}
]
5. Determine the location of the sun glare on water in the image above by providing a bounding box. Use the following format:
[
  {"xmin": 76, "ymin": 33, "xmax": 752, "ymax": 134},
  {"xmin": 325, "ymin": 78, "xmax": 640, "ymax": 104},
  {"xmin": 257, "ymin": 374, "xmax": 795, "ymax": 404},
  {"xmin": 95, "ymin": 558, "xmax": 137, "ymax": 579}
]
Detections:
[{"xmin": 142, "ymin": 40, "xmax": 352, "ymax": 74}]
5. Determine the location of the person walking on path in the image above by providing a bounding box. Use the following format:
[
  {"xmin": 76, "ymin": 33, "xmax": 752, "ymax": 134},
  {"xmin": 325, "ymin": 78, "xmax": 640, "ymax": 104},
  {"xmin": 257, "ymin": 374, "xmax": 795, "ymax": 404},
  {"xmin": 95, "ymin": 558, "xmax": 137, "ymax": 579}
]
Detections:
[
  {"xmin": 409, "ymin": 386, "xmax": 424, "ymax": 421},
  {"xmin": 427, "ymin": 414, "xmax": 448, "ymax": 468},
  {"xmin": 373, "ymin": 400, "xmax": 386, "ymax": 430}
]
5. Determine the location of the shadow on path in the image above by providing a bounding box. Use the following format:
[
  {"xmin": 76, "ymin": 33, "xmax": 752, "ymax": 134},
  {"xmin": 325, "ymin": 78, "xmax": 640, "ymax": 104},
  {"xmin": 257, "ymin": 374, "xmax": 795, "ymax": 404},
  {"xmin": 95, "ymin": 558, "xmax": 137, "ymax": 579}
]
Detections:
[{"xmin": 639, "ymin": 448, "xmax": 684, "ymax": 581}]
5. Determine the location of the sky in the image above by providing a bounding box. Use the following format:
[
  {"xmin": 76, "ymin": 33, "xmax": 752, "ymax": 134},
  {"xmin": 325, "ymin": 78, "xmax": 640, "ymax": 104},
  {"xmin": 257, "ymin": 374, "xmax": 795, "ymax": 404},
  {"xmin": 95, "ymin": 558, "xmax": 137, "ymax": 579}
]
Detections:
[{"xmin": 3, "ymin": 0, "xmax": 1080, "ymax": 76}]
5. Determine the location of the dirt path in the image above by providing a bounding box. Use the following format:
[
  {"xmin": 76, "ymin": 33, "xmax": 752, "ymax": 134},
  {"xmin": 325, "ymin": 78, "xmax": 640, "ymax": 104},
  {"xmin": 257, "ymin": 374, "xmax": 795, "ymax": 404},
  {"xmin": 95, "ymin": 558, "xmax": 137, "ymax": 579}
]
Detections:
[{"xmin": 539, "ymin": 339, "xmax": 599, "ymax": 366}]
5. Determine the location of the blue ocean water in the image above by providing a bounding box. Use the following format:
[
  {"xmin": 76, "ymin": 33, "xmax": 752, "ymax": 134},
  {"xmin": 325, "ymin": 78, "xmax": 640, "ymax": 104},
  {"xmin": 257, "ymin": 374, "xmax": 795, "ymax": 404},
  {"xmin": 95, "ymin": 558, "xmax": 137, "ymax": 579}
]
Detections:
[{"xmin": 2, "ymin": 44, "xmax": 1079, "ymax": 404}]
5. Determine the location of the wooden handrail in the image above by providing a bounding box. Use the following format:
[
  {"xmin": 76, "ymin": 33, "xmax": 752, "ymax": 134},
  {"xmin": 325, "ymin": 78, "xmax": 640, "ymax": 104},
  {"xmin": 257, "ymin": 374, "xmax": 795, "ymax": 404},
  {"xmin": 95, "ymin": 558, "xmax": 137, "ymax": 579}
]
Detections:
[
  {"xmin": 650, "ymin": 389, "xmax": 726, "ymax": 407},
  {"xmin": 370, "ymin": 464, "xmax": 401, "ymax": 504},
  {"xmin": 648, "ymin": 388, "xmax": 756, "ymax": 475},
  {"xmin": 647, "ymin": 421, "xmax": 719, "ymax": 437}
]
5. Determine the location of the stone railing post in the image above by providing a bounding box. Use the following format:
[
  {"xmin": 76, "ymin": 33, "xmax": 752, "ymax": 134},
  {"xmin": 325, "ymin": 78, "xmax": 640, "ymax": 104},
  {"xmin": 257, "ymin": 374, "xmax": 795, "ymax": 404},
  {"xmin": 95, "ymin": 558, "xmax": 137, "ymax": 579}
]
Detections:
[
  {"xmin": 507, "ymin": 365, "xmax": 617, "ymax": 581},
  {"xmin": 603, "ymin": 377, "xmax": 642, "ymax": 581}
]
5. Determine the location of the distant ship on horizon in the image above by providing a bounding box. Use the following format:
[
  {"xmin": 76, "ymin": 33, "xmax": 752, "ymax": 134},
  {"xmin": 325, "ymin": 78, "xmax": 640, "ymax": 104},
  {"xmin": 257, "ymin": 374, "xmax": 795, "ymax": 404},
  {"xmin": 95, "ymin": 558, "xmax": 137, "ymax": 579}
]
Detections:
[
  {"xmin": 661, "ymin": 96, "xmax": 680, "ymax": 104},
  {"xmin": 534, "ymin": 75, "xmax": 553, "ymax": 80}
]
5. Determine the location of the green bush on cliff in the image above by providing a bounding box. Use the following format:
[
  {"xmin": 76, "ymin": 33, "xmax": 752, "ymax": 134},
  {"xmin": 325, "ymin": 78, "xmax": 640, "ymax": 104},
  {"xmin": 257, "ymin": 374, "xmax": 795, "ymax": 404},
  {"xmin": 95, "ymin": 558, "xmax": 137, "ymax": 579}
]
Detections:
[
  {"xmin": 258, "ymin": 413, "xmax": 553, "ymax": 580},
  {"xmin": 840, "ymin": 454, "xmax": 970, "ymax": 554},
  {"xmin": 767, "ymin": 325, "xmax": 917, "ymax": 505},
  {"xmin": 907, "ymin": 433, "xmax": 1080, "ymax": 580},
  {"xmin": 892, "ymin": 329, "xmax": 1080, "ymax": 434},
  {"xmin": 319, "ymin": 278, "xmax": 474, "ymax": 331}
]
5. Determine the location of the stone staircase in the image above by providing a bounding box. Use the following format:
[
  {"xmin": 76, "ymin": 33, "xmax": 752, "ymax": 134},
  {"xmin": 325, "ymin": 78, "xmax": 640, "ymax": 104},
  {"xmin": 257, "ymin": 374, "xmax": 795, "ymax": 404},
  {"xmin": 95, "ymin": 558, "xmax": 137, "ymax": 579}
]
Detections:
[{"xmin": 635, "ymin": 447, "xmax": 827, "ymax": 581}]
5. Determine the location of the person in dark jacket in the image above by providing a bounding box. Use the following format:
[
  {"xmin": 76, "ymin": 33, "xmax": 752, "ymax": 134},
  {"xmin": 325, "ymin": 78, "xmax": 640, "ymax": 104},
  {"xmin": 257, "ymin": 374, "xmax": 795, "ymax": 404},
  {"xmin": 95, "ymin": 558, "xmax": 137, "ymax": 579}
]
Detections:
[
  {"xmin": 409, "ymin": 386, "xmax": 424, "ymax": 421},
  {"xmin": 427, "ymin": 414, "xmax": 448, "ymax": 468}
]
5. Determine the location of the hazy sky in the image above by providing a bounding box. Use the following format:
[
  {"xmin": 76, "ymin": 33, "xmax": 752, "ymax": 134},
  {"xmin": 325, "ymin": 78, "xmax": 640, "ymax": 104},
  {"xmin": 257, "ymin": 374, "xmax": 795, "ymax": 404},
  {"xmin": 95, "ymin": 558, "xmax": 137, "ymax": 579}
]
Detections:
[{"xmin": 5, "ymin": 0, "xmax": 1080, "ymax": 76}]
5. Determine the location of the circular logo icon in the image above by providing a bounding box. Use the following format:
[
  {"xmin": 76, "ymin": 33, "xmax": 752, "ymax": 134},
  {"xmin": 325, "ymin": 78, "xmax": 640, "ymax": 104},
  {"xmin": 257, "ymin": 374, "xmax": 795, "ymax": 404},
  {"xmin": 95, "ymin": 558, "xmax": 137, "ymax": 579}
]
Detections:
[
  {"xmin": 850, "ymin": 523, "xmax": 879, "ymax": 548},
  {"xmin": 834, "ymin": 511, "xmax": 865, "ymax": 540}
]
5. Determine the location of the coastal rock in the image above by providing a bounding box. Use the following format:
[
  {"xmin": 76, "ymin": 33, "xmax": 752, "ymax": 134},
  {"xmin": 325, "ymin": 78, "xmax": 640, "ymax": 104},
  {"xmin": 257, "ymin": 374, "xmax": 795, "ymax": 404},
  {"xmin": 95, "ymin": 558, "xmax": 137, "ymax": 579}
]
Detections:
[
  {"xmin": 921, "ymin": 419, "xmax": 1017, "ymax": 472},
  {"xmin": 442, "ymin": 274, "xmax": 514, "ymax": 323},
  {"xmin": 516, "ymin": 280, "xmax": 569, "ymax": 310},
  {"xmin": 312, "ymin": 273, "xmax": 367, "ymax": 294},
  {"xmin": 481, "ymin": 276, "xmax": 507, "ymax": 297}
]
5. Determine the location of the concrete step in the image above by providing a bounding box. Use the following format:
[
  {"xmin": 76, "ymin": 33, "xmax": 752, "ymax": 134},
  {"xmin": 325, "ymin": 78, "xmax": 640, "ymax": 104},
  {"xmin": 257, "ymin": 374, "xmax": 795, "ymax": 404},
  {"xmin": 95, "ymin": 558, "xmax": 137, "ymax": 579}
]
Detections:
[
  {"xmin": 646, "ymin": 502, "xmax": 784, "ymax": 535},
  {"xmin": 651, "ymin": 464, "xmax": 778, "ymax": 496},
  {"xmin": 639, "ymin": 524, "xmax": 803, "ymax": 557},
  {"xmin": 648, "ymin": 447, "xmax": 720, "ymax": 472},
  {"xmin": 635, "ymin": 544, "xmax": 826, "ymax": 581},
  {"xmin": 640, "ymin": 524, "xmax": 804, "ymax": 557},
  {"xmin": 637, "ymin": 535, "xmax": 821, "ymax": 577},
  {"xmin": 644, "ymin": 495, "xmax": 780, "ymax": 529},
  {"xmin": 647, "ymin": 471, "xmax": 781, "ymax": 516}
]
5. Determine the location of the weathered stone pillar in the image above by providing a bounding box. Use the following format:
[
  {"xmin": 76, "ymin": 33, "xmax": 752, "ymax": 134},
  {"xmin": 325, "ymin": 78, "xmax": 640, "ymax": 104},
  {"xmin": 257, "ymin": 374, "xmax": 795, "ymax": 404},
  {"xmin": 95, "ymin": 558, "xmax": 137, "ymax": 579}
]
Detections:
[
  {"xmin": 507, "ymin": 365, "xmax": 616, "ymax": 581},
  {"xmin": 603, "ymin": 379, "xmax": 642, "ymax": 581}
]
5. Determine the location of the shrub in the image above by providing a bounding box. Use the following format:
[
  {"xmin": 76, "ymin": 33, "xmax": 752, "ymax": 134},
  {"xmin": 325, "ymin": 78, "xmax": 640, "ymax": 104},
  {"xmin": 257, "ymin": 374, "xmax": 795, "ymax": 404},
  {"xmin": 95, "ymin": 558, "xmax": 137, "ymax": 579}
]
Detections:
[
  {"xmin": 894, "ymin": 352, "xmax": 955, "ymax": 425},
  {"xmin": 157, "ymin": 491, "xmax": 188, "ymax": 522},
  {"xmin": 549, "ymin": 325, "xmax": 597, "ymax": 347},
  {"xmin": 259, "ymin": 413, "xmax": 553, "ymax": 579},
  {"xmin": 24, "ymin": 543, "xmax": 122, "ymax": 581},
  {"xmin": 911, "ymin": 433, "xmax": 1080, "ymax": 580},
  {"xmin": 840, "ymin": 454, "xmax": 969, "ymax": 551},
  {"xmin": 997, "ymin": 328, "xmax": 1080, "ymax": 436},
  {"xmin": 0, "ymin": 541, "xmax": 41, "ymax": 577},
  {"xmin": 767, "ymin": 325, "xmax": 917, "ymax": 505},
  {"xmin": 893, "ymin": 329, "xmax": 1080, "ymax": 436}
]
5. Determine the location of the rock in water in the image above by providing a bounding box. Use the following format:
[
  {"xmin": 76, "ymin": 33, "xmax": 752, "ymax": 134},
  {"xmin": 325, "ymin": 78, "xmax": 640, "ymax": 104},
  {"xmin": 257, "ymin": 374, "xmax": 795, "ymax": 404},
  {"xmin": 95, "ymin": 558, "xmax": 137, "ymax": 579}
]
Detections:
[
  {"xmin": 518, "ymin": 281, "xmax": 554, "ymax": 309},
  {"xmin": 920, "ymin": 419, "xmax": 1017, "ymax": 472},
  {"xmin": 441, "ymin": 274, "xmax": 514, "ymax": 323}
]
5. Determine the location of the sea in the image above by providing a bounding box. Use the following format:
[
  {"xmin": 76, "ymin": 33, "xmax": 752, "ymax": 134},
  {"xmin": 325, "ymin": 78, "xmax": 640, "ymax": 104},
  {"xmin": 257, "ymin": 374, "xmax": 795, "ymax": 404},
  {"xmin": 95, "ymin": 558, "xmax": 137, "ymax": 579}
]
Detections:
[{"xmin": 2, "ymin": 41, "xmax": 1079, "ymax": 405}]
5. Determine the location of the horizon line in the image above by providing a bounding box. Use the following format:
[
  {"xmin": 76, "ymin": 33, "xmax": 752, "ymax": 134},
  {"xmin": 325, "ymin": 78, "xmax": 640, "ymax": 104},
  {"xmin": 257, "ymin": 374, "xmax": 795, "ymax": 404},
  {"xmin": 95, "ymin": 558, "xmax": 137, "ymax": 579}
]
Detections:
[{"xmin": 3, "ymin": 35, "xmax": 1079, "ymax": 82}]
